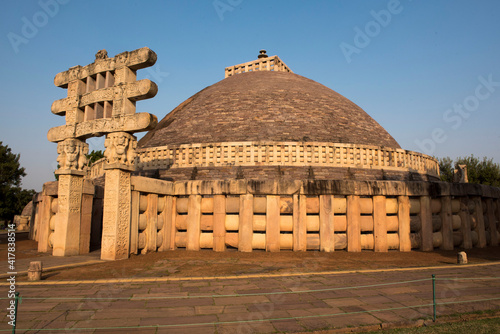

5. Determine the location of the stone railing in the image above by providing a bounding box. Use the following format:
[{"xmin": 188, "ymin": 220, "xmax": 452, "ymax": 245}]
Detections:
[
  {"xmin": 128, "ymin": 178, "xmax": 500, "ymax": 254},
  {"xmin": 225, "ymin": 55, "xmax": 292, "ymax": 78},
  {"xmin": 136, "ymin": 141, "xmax": 440, "ymax": 177},
  {"xmin": 31, "ymin": 177, "xmax": 500, "ymax": 257}
]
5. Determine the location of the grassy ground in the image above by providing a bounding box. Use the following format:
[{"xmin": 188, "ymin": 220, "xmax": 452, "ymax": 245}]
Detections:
[{"xmin": 364, "ymin": 317, "xmax": 500, "ymax": 333}]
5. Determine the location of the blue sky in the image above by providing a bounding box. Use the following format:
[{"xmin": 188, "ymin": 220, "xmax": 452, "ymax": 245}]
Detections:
[{"xmin": 1, "ymin": 0, "xmax": 499, "ymax": 191}]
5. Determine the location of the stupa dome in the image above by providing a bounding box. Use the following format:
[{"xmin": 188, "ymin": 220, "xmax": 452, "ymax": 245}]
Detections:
[
  {"xmin": 139, "ymin": 71, "xmax": 400, "ymax": 149},
  {"xmin": 136, "ymin": 52, "xmax": 438, "ymax": 181}
]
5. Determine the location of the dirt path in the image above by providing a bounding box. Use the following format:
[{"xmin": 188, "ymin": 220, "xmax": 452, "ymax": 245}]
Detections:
[{"xmin": 3, "ymin": 239, "xmax": 499, "ymax": 281}]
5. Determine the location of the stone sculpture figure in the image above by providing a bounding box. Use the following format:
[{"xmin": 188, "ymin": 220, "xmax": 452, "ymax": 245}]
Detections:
[
  {"xmin": 64, "ymin": 139, "xmax": 79, "ymax": 169},
  {"xmin": 95, "ymin": 49, "xmax": 108, "ymax": 60},
  {"xmin": 56, "ymin": 139, "xmax": 88, "ymax": 172},
  {"xmin": 454, "ymin": 164, "xmax": 469, "ymax": 183},
  {"xmin": 78, "ymin": 143, "xmax": 89, "ymax": 170},
  {"xmin": 104, "ymin": 132, "xmax": 137, "ymax": 167}
]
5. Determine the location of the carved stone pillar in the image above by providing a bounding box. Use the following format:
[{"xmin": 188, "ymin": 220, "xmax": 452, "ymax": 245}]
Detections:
[
  {"xmin": 53, "ymin": 139, "xmax": 88, "ymax": 256},
  {"xmin": 101, "ymin": 132, "xmax": 137, "ymax": 260},
  {"xmin": 101, "ymin": 169, "xmax": 132, "ymax": 260}
]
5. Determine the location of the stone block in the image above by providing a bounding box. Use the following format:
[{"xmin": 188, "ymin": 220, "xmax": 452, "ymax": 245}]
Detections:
[
  {"xmin": 457, "ymin": 251, "xmax": 468, "ymax": 264},
  {"xmin": 319, "ymin": 195, "xmax": 334, "ymax": 252},
  {"xmin": 373, "ymin": 195, "xmax": 387, "ymax": 252},
  {"xmin": 53, "ymin": 174, "xmax": 84, "ymax": 256},
  {"xmin": 101, "ymin": 169, "xmax": 131, "ymax": 260},
  {"xmin": 266, "ymin": 196, "xmax": 280, "ymax": 252},
  {"xmin": 398, "ymin": 196, "xmax": 411, "ymax": 252},
  {"xmin": 238, "ymin": 194, "xmax": 253, "ymax": 252},
  {"xmin": 27, "ymin": 261, "xmax": 42, "ymax": 281},
  {"xmin": 347, "ymin": 195, "xmax": 361, "ymax": 252},
  {"xmin": 293, "ymin": 194, "xmax": 307, "ymax": 251}
]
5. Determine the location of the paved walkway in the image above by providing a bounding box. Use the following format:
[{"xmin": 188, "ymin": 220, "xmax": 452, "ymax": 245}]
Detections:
[{"xmin": 1, "ymin": 263, "xmax": 500, "ymax": 333}]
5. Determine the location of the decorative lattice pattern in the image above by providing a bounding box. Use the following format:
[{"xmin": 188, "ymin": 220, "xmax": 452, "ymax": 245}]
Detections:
[
  {"xmin": 48, "ymin": 47, "xmax": 158, "ymax": 142},
  {"xmin": 137, "ymin": 141, "xmax": 440, "ymax": 177}
]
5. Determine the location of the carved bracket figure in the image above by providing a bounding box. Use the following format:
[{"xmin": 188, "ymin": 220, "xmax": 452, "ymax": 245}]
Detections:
[
  {"xmin": 104, "ymin": 132, "xmax": 137, "ymax": 170},
  {"xmin": 56, "ymin": 138, "xmax": 89, "ymax": 175}
]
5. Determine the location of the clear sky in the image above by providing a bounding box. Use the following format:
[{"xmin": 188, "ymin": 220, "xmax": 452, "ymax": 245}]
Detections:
[{"xmin": 1, "ymin": 0, "xmax": 499, "ymax": 191}]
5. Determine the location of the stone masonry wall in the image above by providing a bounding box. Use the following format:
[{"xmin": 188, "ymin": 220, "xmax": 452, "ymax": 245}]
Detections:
[{"xmin": 136, "ymin": 166, "xmax": 438, "ymax": 182}]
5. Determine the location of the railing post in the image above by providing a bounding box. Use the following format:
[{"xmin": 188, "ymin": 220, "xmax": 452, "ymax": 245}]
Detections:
[
  {"xmin": 432, "ymin": 274, "xmax": 436, "ymax": 322},
  {"xmin": 12, "ymin": 292, "xmax": 20, "ymax": 334}
]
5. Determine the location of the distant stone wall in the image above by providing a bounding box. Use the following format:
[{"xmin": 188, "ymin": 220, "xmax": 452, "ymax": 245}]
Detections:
[
  {"xmin": 88, "ymin": 158, "xmax": 106, "ymax": 178},
  {"xmin": 30, "ymin": 180, "xmax": 104, "ymax": 255}
]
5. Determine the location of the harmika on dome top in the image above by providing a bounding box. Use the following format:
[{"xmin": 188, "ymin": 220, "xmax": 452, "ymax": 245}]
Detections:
[
  {"xmin": 139, "ymin": 71, "xmax": 400, "ymax": 149},
  {"xmin": 136, "ymin": 52, "xmax": 439, "ymax": 181}
]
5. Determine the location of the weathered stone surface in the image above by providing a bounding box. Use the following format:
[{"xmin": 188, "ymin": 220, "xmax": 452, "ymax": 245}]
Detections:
[
  {"xmin": 54, "ymin": 47, "xmax": 157, "ymax": 87},
  {"xmin": 440, "ymin": 196, "xmax": 454, "ymax": 250},
  {"xmin": 347, "ymin": 195, "xmax": 361, "ymax": 252},
  {"xmin": 373, "ymin": 196, "xmax": 387, "ymax": 252},
  {"xmin": 225, "ymin": 53, "xmax": 292, "ymax": 78},
  {"xmin": 238, "ymin": 194, "xmax": 253, "ymax": 252},
  {"xmin": 131, "ymin": 175, "xmax": 173, "ymax": 194},
  {"xmin": 101, "ymin": 169, "xmax": 132, "ymax": 260},
  {"xmin": 14, "ymin": 215, "xmax": 30, "ymax": 231},
  {"xmin": 139, "ymin": 71, "xmax": 401, "ymax": 149},
  {"xmin": 53, "ymin": 174, "xmax": 84, "ymax": 256},
  {"xmin": 137, "ymin": 142, "xmax": 439, "ymax": 181},
  {"xmin": 52, "ymin": 80, "xmax": 157, "ymax": 115},
  {"xmin": 186, "ymin": 195, "xmax": 201, "ymax": 251},
  {"xmin": 319, "ymin": 195, "xmax": 335, "ymax": 252},
  {"xmin": 27, "ymin": 261, "xmax": 42, "ymax": 281},
  {"xmin": 48, "ymin": 113, "xmax": 157, "ymax": 142},
  {"xmin": 454, "ymin": 165, "xmax": 469, "ymax": 183},
  {"xmin": 55, "ymin": 138, "xmax": 88, "ymax": 174},
  {"xmin": 266, "ymin": 196, "xmax": 280, "ymax": 252},
  {"xmin": 420, "ymin": 196, "xmax": 433, "ymax": 252},
  {"xmin": 104, "ymin": 132, "xmax": 137, "ymax": 170},
  {"xmin": 458, "ymin": 251, "xmax": 468, "ymax": 264}
]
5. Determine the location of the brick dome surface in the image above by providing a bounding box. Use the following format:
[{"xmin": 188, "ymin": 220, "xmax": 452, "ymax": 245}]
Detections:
[{"xmin": 138, "ymin": 71, "xmax": 400, "ymax": 149}]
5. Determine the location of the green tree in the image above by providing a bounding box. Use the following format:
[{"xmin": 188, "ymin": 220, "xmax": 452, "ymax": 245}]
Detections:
[
  {"xmin": 0, "ymin": 141, "xmax": 25, "ymax": 189},
  {"xmin": 438, "ymin": 156, "xmax": 454, "ymax": 182},
  {"xmin": 455, "ymin": 155, "xmax": 500, "ymax": 187},
  {"xmin": 54, "ymin": 149, "xmax": 105, "ymax": 180},
  {"xmin": 437, "ymin": 155, "xmax": 500, "ymax": 187},
  {"xmin": 0, "ymin": 142, "xmax": 35, "ymax": 222},
  {"xmin": 86, "ymin": 149, "xmax": 104, "ymax": 166}
]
